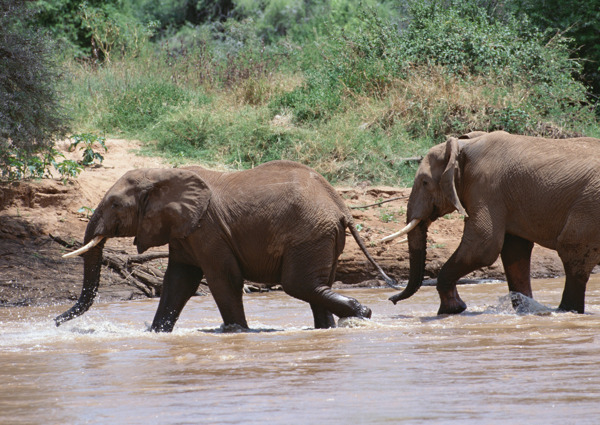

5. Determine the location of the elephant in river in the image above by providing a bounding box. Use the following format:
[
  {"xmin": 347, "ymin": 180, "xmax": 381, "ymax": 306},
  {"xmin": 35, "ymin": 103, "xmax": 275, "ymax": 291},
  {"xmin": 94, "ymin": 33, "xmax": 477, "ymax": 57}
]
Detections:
[
  {"xmin": 57, "ymin": 160, "xmax": 396, "ymax": 331},
  {"xmin": 383, "ymin": 130, "xmax": 600, "ymax": 315}
]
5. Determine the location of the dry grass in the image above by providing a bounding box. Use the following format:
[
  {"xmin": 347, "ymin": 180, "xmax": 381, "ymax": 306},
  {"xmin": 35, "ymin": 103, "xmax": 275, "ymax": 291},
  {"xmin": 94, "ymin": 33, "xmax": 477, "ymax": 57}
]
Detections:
[{"xmin": 360, "ymin": 66, "xmax": 531, "ymax": 138}]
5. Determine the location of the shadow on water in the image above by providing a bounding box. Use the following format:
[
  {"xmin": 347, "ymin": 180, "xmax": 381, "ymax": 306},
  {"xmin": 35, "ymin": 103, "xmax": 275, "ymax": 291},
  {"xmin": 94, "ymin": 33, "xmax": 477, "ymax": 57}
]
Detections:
[{"xmin": 198, "ymin": 323, "xmax": 286, "ymax": 334}]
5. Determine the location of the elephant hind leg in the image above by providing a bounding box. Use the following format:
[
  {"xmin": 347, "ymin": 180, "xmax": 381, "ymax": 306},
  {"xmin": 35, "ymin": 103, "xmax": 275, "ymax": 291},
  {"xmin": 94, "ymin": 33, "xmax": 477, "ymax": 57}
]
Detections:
[
  {"xmin": 310, "ymin": 303, "xmax": 336, "ymax": 329},
  {"xmin": 281, "ymin": 245, "xmax": 371, "ymax": 327}
]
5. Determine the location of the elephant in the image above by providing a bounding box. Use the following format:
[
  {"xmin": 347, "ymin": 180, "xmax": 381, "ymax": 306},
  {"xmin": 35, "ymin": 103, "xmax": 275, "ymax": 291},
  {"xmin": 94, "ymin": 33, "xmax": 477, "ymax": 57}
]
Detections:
[
  {"xmin": 383, "ymin": 130, "xmax": 600, "ymax": 315},
  {"xmin": 56, "ymin": 160, "xmax": 397, "ymax": 331}
]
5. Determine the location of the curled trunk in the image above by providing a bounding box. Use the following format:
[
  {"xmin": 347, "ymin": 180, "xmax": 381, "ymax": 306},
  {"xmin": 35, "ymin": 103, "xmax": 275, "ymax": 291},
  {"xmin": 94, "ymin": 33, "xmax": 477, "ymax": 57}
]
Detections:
[
  {"xmin": 55, "ymin": 216, "xmax": 106, "ymax": 326},
  {"xmin": 389, "ymin": 221, "xmax": 428, "ymax": 304}
]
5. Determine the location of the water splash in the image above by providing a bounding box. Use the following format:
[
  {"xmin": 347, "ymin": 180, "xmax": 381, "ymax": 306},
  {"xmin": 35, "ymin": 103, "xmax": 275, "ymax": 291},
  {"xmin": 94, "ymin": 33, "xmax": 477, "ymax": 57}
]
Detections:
[
  {"xmin": 491, "ymin": 292, "xmax": 555, "ymax": 315},
  {"xmin": 337, "ymin": 317, "xmax": 374, "ymax": 328}
]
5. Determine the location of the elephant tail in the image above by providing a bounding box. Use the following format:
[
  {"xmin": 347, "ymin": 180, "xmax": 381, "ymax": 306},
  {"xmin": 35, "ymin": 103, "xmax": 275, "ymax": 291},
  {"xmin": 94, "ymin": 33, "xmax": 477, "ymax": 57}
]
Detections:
[{"xmin": 348, "ymin": 222, "xmax": 400, "ymax": 290}]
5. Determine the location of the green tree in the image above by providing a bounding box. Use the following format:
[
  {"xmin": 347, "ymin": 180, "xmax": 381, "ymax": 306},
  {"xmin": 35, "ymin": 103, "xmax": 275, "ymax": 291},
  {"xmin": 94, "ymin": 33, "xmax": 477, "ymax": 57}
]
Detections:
[
  {"xmin": 0, "ymin": 0, "xmax": 69, "ymax": 179},
  {"xmin": 510, "ymin": 0, "xmax": 600, "ymax": 100}
]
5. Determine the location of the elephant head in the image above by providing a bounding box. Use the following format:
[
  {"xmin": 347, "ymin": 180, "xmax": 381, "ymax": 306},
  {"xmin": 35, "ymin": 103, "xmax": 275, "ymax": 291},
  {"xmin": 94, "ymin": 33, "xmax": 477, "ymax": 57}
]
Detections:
[
  {"xmin": 55, "ymin": 168, "xmax": 211, "ymax": 326},
  {"xmin": 385, "ymin": 134, "xmax": 477, "ymax": 304}
]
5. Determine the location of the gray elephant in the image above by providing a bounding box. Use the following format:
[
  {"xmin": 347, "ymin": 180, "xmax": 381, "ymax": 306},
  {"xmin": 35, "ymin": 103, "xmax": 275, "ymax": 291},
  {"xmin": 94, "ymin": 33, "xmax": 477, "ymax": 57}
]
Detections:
[
  {"xmin": 384, "ymin": 130, "xmax": 600, "ymax": 314},
  {"xmin": 57, "ymin": 160, "xmax": 396, "ymax": 331}
]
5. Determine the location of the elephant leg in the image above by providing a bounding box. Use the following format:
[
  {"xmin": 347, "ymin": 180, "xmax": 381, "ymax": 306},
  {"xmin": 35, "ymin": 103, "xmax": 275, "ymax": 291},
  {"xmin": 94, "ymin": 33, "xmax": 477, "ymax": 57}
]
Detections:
[
  {"xmin": 205, "ymin": 262, "xmax": 248, "ymax": 329},
  {"xmin": 436, "ymin": 219, "xmax": 504, "ymax": 315},
  {"xmin": 310, "ymin": 303, "xmax": 336, "ymax": 329},
  {"xmin": 282, "ymin": 244, "xmax": 371, "ymax": 327},
  {"xmin": 151, "ymin": 261, "xmax": 203, "ymax": 332},
  {"xmin": 557, "ymin": 250, "xmax": 596, "ymax": 314},
  {"xmin": 310, "ymin": 256, "xmax": 339, "ymax": 329},
  {"xmin": 500, "ymin": 233, "xmax": 534, "ymax": 310}
]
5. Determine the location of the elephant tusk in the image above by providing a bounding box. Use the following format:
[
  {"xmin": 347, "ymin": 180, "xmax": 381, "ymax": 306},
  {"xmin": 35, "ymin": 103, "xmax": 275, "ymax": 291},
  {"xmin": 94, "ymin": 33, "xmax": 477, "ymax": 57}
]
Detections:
[
  {"xmin": 381, "ymin": 219, "xmax": 421, "ymax": 242},
  {"xmin": 62, "ymin": 236, "xmax": 104, "ymax": 258}
]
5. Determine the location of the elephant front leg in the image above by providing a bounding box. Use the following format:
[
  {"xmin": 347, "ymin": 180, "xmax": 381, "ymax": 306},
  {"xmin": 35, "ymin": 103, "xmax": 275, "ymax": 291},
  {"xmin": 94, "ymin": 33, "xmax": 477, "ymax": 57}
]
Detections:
[
  {"xmin": 557, "ymin": 251, "xmax": 596, "ymax": 314},
  {"xmin": 205, "ymin": 262, "xmax": 249, "ymax": 329},
  {"xmin": 151, "ymin": 261, "xmax": 203, "ymax": 332},
  {"xmin": 436, "ymin": 219, "xmax": 504, "ymax": 315},
  {"xmin": 500, "ymin": 233, "xmax": 534, "ymax": 311}
]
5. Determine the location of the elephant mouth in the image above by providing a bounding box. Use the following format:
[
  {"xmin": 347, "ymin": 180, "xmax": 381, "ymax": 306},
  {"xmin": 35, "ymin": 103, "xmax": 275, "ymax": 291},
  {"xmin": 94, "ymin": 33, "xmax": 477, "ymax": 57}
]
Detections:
[{"xmin": 62, "ymin": 236, "xmax": 105, "ymax": 258}]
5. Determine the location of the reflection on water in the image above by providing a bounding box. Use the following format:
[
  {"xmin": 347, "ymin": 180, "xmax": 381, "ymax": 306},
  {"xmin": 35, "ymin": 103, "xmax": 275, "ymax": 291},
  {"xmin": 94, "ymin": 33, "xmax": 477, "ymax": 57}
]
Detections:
[{"xmin": 1, "ymin": 277, "xmax": 599, "ymax": 424}]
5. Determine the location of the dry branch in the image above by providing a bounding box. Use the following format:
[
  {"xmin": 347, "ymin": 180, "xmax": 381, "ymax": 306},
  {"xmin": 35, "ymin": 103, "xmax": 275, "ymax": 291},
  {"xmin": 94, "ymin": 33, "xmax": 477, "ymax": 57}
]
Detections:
[{"xmin": 51, "ymin": 234, "xmax": 172, "ymax": 297}]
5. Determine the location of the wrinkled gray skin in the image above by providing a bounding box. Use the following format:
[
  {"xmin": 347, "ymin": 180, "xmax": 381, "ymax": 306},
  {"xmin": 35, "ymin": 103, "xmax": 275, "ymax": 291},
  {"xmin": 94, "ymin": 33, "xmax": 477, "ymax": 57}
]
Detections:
[
  {"xmin": 389, "ymin": 130, "xmax": 600, "ymax": 314},
  {"xmin": 56, "ymin": 160, "xmax": 396, "ymax": 331}
]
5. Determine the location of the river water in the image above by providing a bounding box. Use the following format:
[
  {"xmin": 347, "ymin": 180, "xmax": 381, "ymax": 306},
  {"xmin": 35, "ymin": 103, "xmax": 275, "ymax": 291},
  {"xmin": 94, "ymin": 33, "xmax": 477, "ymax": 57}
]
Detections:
[{"xmin": 1, "ymin": 277, "xmax": 599, "ymax": 424}]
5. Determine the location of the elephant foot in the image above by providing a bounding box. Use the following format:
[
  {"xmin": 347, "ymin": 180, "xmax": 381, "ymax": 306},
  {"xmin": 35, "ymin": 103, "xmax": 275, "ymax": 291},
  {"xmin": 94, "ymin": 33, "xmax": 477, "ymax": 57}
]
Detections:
[
  {"xmin": 437, "ymin": 288, "xmax": 466, "ymax": 315},
  {"xmin": 219, "ymin": 323, "xmax": 250, "ymax": 333},
  {"xmin": 359, "ymin": 305, "xmax": 372, "ymax": 319},
  {"xmin": 437, "ymin": 302, "xmax": 466, "ymax": 315},
  {"xmin": 150, "ymin": 320, "xmax": 176, "ymax": 333},
  {"xmin": 557, "ymin": 302, "xmax": 584, "ymax": 314}
]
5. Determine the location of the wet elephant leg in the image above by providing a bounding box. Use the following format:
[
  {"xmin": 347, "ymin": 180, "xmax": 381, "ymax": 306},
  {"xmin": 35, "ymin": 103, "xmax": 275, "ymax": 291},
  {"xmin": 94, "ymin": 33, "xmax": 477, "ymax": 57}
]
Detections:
[
  {"xmin": 558, "ymin": 264, "xmax": 590, "ymax": 314},
  {"xmin": 437, "ymin": 220, "xmax": 504, "ymax": 315},
  {"xmin": 310, "ymin": 303, "xmax": 336, "ymax": 329},
  {"xmin": 281, "ymin": 244, "xmax": 371, "ymax": 327},
  {"xmin": 501, "ymin": 233, "xmax": 534, "ymax": 296},
  {"xmin": 310, "ymin": 257, "xmax": 339, "ymax": 329},
  {"xmin": 500, "ymin": 233, "xmax": 534, "ymax": 311},
  {"xmin": 151, "ymin": 261, "xmax": 203, "ymax": 332},
  {"xmin": 205, "ymin": 262, "xmax": 248, "ymax": 329},
  {"xmin": 557, "ymin": 249, "xmax": 597, "ymax": 313}
]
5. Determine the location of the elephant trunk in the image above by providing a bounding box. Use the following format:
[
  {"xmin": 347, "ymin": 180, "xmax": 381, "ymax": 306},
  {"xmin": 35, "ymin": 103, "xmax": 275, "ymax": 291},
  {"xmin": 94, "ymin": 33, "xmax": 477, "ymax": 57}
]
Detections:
[
  {"xmin": 55, "ymin": 218, "xmax": 106, "ymax": 326},
  {"xmin": 389, "ymin": 220, "xmax": 428, "ymax": 304}
]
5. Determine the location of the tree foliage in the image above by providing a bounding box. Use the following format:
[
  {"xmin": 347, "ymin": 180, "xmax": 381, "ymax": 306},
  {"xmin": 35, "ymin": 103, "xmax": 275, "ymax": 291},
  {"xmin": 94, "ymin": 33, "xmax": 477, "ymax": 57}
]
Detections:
[
  {"xmin": 0, "ymin": 0, "xmax": 69, "ymax": 179},
  {"xmin": 509, "ymin": 0, "xmax": 600, "ymax": 100}
]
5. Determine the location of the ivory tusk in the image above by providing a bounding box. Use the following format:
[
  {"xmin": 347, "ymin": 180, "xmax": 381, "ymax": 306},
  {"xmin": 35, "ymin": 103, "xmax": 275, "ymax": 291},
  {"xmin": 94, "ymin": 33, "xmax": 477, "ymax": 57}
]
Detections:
[
  {"xmin": 381, "ymin": 219, "xmax": 421, "ymax": 242},
  {"xmin": 62, "ymin": 236, "xmax": 104, "ymax": 258}
]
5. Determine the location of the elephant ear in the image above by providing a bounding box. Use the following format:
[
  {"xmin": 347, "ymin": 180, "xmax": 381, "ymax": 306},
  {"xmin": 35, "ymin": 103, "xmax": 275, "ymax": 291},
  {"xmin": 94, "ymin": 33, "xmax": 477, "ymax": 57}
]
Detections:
[
  {"xmin": 135, "ymin": 169, "xmax": 211, "ymax": 254},
  {"xmin": 440, "ymin": 137, "xmax": 468, "ymax": 217}
]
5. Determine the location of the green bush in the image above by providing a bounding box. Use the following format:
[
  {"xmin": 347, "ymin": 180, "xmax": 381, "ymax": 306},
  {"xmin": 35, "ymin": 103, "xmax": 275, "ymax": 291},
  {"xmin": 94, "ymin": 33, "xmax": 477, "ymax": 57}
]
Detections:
[
  {"xmin": 59, "ymin": 0, "xmax": 600, "ymax": 187},
  {"xmin": 98, "ymin": 80, "xmax": 192, "ymax": 133},
  {"xmin": 0, "ymin": 0, "xmax": 71, "ymax": 180},
  {"xmin": 271, "ymin": 70, "xmax": 344, "ymax": 122},
  {"xmin": 273, "ymin": 0, "xmax": 594, "ymax": 136}
]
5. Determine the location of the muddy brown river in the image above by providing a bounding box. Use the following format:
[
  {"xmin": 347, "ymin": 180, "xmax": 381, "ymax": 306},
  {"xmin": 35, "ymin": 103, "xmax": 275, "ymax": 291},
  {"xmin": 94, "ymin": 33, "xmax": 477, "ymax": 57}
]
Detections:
[{"xmin": 1, "ymin": 277, "xmax": 599, "ymax": 424}]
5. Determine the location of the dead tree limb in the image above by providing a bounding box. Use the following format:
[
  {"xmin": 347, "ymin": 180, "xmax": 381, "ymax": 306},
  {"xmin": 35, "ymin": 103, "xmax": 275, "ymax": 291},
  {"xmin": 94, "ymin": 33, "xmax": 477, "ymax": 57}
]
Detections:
[
  {"xmin": 350, "ymin": 195, "xmax": 408, "ymax": 209},
  {"xmin": 127, "ymin": 252, "xmax": 169, "ymax": 263}
]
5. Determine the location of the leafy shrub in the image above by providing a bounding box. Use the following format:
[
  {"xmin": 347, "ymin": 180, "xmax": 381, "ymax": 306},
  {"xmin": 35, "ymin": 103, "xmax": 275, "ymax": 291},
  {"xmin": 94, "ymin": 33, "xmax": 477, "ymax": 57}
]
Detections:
[
  {"xmin": 150, "ymin": 107, "xmax": 215, "ymax": 158},
  {"xmin": 0, "ymin": 0, "xmax": 70, "ymax": 180},
  {"xmin": 69, "ymin": 133, "xmax": 108, "ymax": 165},
  {"xmin": 271, "ymin": 70, "xmax": 344, "ymax": 122},
  {"xmin": 273, "ymin": 0, "xmax": 594, "ymax": 135},
  {"xmin": 98, "ymin": 80, "xmax": 191, "ymax": 133}
]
